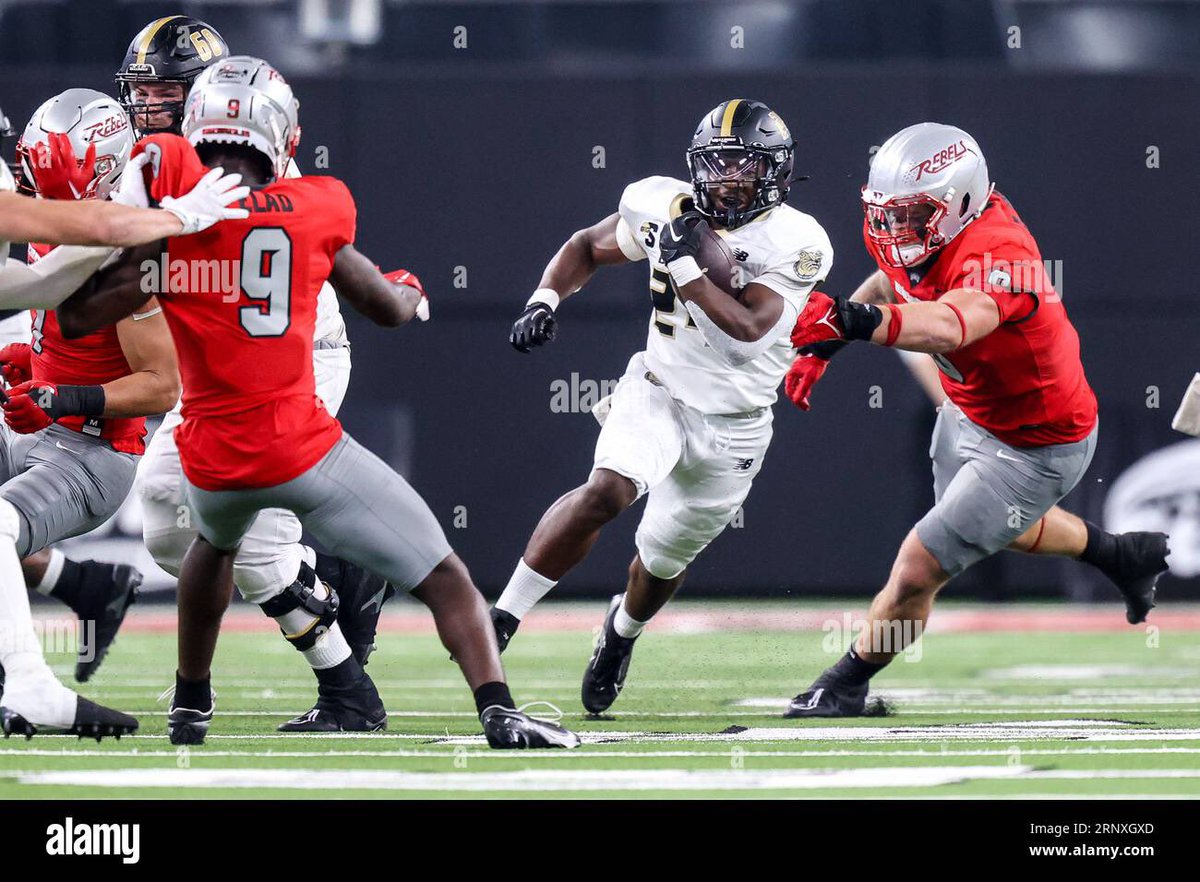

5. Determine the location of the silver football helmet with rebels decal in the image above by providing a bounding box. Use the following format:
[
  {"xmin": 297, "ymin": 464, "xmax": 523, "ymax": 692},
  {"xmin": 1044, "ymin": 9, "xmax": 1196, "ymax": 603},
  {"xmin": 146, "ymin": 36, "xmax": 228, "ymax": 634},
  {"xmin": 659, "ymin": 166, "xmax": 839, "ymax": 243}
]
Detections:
[
  {"xmin": 16, "ymin": 88, "xmax": 134, "ymax": 200},
  {"xmin": 182, "ymin": 55, "xmax": 300, "ymax": 180},
  {"xmin": 862, "ymin": 122, "xmax": 993, "ymax": 268}
]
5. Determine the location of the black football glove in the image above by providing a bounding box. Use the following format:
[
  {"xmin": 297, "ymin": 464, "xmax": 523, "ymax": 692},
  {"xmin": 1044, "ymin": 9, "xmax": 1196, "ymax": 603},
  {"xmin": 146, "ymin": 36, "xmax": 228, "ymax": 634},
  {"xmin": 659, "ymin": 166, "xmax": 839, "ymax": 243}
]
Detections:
[
  {"xmin": 510, "ymin": 303, "xmax": 558, "ymax": 353},
  {"xmin": 658, "ymin": 210, "xmax": 706, "ymax": 266}
]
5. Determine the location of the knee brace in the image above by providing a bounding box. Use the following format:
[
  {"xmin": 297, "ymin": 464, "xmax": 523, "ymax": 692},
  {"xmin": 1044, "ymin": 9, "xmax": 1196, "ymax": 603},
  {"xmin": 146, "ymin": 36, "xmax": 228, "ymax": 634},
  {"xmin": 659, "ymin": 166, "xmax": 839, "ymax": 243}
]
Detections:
[{"xmin": 258, "ymin": 561, "xmax": 340, "ymax": 651}]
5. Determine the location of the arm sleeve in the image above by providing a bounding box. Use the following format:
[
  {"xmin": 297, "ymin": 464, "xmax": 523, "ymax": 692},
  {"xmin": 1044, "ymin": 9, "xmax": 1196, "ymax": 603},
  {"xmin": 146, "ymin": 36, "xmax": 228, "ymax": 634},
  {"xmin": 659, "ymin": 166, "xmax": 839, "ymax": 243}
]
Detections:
[
  {"xmin": 615, "ymin": 216, "xmax": 646, "ymax": 262},
  {"xmin": 683, "ymin": 298, "xmax": 799, "ymax": 367},
  {"xmin": 954, "ymin": 240, "xmax": 1045, "ymax": 323},
  {"xmin": 0, "ymin": 244, "xmax": 116, "ymax": 309},
  {"xmin": 616, "ymin": 180, "xmax": 653, "ymax": 263}
]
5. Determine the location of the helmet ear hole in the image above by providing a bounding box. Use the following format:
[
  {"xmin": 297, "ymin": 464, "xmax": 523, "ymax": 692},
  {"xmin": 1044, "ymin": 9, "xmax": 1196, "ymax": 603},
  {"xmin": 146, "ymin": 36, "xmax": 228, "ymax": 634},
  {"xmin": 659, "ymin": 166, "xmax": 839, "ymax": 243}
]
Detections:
[{"xmin": 959, "ymin": 191, "xmax": 971, "ymax": 218}]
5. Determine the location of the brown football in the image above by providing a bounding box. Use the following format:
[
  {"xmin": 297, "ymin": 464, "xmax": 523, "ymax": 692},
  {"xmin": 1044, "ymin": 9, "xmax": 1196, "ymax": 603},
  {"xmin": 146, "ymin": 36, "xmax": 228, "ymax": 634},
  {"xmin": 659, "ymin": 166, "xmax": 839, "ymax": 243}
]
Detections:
[{"xmin": 693, "ymin": 219, "xmax": 743, "ymax": 296}]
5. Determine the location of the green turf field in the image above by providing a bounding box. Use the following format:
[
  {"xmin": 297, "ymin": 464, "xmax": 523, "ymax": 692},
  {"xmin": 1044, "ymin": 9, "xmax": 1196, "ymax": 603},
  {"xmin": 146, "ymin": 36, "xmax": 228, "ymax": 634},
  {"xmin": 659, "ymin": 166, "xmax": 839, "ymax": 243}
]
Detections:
[{"xmin": 3, "ymin": 602, "xmax": 1199, "ymax": 799}]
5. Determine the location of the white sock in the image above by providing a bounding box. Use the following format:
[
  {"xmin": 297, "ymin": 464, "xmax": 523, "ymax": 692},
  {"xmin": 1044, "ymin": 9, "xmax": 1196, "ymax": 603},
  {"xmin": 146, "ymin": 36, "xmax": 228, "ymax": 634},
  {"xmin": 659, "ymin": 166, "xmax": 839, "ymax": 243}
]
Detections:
[
  {"xmin": 613, "ymin": 597, "xmax": 648, "ymax": 639},
  {"xmin": 495, "ymin": 558, "xmax": 557, "ymax": 620},
  {"xmin": 33, "ymin": 548, "xmax": 66, "ymax": 596},
  {"xmin": 303, "ymin": 622, "xmax": 352, "ymax": 670},
  {"xmin": 0, "ymin": 536, "xmax": 61, "ymax": 686}
]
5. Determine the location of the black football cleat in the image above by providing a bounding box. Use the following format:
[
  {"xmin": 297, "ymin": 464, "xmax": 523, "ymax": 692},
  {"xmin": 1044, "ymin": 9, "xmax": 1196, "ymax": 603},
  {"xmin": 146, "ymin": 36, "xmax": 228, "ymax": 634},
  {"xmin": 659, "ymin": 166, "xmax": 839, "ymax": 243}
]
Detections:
[
  {"xmin": 168, "ymin": 692, "xmax": 214, "ymax": 746},
  {"xmin": 1108, "ymin": 531, "xmax": 1170, "ymax": 625},
  {"xmin": 490, "ymin": 607, "xmax": 520, "ymax": 654},
  {"xmin": 784, "ymin": 670, "xmax": 869, "ymax": 718},
  {"xmin": 278, "ymin": 670, "xmax": 387, "ymax": 733},
  {"xmin": 480, "ymin": 706, "xmax": 581, "ymax": 749},
  {"xmin": 315, "ymin": 552, "xmax": 393, "ymax": 666},
  {"xmin": 73, "ymin": 563, "xmax": 142, "ymax": 682},
  {"xmin": 581, "ymin": 595, "xmax": 637, "ymax": 715},
  {"xmin": 2, "ymin": 696, "xmax": 138, "ymax": 741}
]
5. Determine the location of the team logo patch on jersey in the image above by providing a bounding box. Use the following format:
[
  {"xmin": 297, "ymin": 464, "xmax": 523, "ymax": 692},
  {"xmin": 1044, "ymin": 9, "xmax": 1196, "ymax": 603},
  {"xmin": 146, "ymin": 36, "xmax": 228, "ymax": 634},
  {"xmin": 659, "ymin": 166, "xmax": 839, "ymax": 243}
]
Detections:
[
  {"xmin": 987, "ymin": 267, "xmax": 1013, "ymax": 290},
  {"xmin": 794, "ymin": 250, "xmax": 823, "ymax": 279}
]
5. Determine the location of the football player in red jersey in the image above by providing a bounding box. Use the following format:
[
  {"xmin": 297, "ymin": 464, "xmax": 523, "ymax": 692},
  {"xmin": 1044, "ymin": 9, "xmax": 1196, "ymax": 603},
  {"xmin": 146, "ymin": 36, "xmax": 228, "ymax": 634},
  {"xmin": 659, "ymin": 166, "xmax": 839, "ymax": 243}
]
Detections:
[
  {"xmin": 58, "ymin": 56, "xmax": 579, "ymax": 749},
  {"xmin": 0, "ymin": 89, "xmax": 182, "ymax": 686},
  {"xmin": 119, "ymin": 15, "xmax": 414, "ymax": 733},
  {"xmin": 0, "ymin": 98, "xmax": 246, "ymax": 739},
  {"xmin": 783, "ymin": 123, "xmax": 1170, "ymax": 717}
]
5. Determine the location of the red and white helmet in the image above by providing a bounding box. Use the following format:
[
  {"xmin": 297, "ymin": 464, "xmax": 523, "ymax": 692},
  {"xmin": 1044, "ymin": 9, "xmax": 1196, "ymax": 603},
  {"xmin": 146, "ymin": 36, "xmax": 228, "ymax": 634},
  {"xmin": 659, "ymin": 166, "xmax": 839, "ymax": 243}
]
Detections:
[
  {"xmin": 17, "ymin": 88, "xmax": 134, "ymax": 200},
  {"xmin": 182, "ymin": 55, "xmax": 300, "ymax": 180},
  {"xmin": 862, "ymin": 123, "xmax": 993, "ymax": 268}
]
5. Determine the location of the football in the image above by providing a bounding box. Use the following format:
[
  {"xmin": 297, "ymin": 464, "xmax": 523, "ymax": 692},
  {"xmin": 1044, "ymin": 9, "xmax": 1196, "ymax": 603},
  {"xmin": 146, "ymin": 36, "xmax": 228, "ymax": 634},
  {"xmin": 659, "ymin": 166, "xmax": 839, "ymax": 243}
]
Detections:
[{"xmin": 693, "ymin": 219, "xmax": 744, "ymax": 296}]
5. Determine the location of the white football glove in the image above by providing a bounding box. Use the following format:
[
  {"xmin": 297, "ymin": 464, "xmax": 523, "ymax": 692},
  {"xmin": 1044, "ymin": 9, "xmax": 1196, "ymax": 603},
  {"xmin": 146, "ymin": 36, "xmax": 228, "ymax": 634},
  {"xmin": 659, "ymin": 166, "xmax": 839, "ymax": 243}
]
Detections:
[
  {"xmin": 110, "ymin": 153, "xmax": 150, "ymax": 209},
  {"xmin": 160, "ymin": 167, "xmax": 250, "ymax": 235}
]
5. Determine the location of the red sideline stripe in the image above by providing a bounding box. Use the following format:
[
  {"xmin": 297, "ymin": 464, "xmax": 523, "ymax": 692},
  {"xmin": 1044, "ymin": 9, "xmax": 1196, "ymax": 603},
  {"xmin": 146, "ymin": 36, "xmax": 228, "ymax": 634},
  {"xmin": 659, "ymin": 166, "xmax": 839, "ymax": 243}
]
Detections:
[{"xmin": 89, "ymin": 605, "xmax": 1200, "ymax": 634}]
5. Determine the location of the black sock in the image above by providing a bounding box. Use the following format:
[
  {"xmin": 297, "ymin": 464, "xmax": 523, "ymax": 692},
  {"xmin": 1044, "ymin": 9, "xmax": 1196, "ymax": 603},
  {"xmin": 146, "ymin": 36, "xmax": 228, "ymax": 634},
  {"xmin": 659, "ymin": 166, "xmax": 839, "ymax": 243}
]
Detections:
[
  {"xmin": 174, "ymin": 671, "xmax": 212, "ymax": 711},
  {"xmin": 473, "ymin": 681, "xmax": 515, "ymax": 716},
  {"xmin": 313, "ymin": 657, "xmax": 363, "ymax": 692},
  {"xmin": 828, "ymin": 648, "xmax": 887, "ymax": 686},
  {"xmin": 46, "ymin": 558, "xmax": 89, "ymax": 611},
  {"xmin": 1080, "ymin": 521, "xmax": 1121, "ymax": 576}
]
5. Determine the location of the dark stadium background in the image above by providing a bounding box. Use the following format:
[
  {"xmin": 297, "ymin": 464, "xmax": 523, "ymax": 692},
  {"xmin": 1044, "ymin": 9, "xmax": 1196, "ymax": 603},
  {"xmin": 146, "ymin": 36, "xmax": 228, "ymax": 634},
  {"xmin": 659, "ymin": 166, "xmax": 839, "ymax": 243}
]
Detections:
[{"xmin": 2, "ymin": 0, "xmax": 1197, "ymax": 602}]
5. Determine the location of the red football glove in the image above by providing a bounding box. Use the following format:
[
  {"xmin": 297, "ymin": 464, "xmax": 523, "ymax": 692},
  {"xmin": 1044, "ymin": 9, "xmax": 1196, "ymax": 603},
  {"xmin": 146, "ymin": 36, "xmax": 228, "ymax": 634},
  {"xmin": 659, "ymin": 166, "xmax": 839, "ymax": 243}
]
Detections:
[
  {"xmin": 791, "ymin": 290, "xmax": 886, "ymax": 350},
  {"xmin": 789, "ymin": 290, "xmax": 845, "ymax": 350},
  {"xmin": 0, "ymin": 343, "xmax": 33, "ymax": 387},
  {"xmin": 383, "ymin": 268, "xmax": 429, "ymax": 321},
  {"xmin": 3, "ymin": 380, "xmax": 57, "ymax": 433},
  {"xmin": 28, "ymin": 132, "xmax": 97, "ymax": 201},
  {"xmin": 784, "ymin": 352, "xmax": 830, "ymax": 411}
]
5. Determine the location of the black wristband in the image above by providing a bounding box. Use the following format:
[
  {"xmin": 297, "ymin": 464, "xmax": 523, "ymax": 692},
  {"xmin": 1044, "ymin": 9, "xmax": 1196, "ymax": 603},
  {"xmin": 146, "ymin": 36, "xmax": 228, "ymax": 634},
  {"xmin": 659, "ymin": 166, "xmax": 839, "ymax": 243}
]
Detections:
[
  {"xmin": 806, "ymin": 339, "xmax": 851, "ymax": 361},
  {"xmin": 55, "ymin": 385, "xmax": 106, "ymax": 418},
  {"xmin": 839, "ymin": 299, "xmax": 884, "ymax": 341}
]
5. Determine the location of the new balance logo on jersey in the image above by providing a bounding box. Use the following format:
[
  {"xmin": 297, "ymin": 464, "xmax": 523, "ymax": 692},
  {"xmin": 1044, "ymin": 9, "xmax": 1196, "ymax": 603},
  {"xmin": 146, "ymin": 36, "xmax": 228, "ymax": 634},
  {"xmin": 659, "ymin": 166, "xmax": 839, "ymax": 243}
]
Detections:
[
  {"xmin": 734, "ymin": 458, "xmax": 755, "ymax": 471},
  {"xmin": 732, "ymin": 247, "xmax": 749, "ymax": 262}
]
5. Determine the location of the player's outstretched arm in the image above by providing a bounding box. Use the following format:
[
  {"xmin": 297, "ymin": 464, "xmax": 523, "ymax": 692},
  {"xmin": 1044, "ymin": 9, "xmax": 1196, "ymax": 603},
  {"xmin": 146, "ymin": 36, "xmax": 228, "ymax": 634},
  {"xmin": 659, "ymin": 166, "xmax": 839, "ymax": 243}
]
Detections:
[
  {"xmin": 790, "ymin": 287, "xmax": 1002, "ymax": 355},
  {"xmin": 328, "ymin": 244, "xmax": 422, "ymax": 327},
  {"xmin": 56, "ymin": 243, "xmax": 160, "ymax": 339},
  {"xmin": 510, "ymin": 212, "xmax": 630, "ymax": 352},
  {"xmin": 0, "ymin": 173, "xmax": 247, "ymax": 250}
]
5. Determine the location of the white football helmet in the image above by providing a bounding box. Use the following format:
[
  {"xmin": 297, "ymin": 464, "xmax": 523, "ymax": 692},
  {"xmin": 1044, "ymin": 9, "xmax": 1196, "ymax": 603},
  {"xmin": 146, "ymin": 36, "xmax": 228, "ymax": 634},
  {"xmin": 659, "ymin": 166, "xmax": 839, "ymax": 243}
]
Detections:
[
  {"xmin": 183, "ymin": 55, "xmax": 300, "ymax": 180},
  {"xmin": 862, "ymin": 122, "xmax": 994, "ymax": 268},
  {"xmin": 17, "ymin": 88, "xmax": 134, "ymax": 200}
]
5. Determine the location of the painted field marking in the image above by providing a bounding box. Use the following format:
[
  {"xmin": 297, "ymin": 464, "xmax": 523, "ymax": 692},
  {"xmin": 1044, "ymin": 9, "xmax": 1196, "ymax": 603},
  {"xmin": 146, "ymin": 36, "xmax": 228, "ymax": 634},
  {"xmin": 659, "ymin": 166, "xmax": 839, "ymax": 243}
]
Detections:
[
  {"xmin": 5, "ymin": 765, "xmax": 1033, "ymax": 792},
  {"xmin": 6, "ymin": 746, "xmax": 1200, "ymax": 760}
]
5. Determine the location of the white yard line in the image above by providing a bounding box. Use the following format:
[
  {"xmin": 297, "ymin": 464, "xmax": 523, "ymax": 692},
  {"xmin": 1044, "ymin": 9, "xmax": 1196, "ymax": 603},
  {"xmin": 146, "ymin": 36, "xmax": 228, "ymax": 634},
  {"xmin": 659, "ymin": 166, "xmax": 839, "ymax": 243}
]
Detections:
[{"xmin": 4, "ymin": 765, "xmax": 1034, "ymax": 792}]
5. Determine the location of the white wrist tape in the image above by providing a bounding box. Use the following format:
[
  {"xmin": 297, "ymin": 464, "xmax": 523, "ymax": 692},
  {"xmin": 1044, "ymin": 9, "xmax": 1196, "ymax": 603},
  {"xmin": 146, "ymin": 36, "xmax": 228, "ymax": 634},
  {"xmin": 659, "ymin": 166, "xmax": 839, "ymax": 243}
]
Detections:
[
  {"xmin": 526, "ymin": 287, "xmax": 560, "ymax": 311},
  {"xmin": 1172, "ymin": 373, "xmax": 1200, "ymax": 437},
  {"xmin": 667, "ymin": 256, "xmax": 703, "ymax": 288},
  {"xmin": 683, "ymin": 300, "xmax": 798, "ymax": 368}
]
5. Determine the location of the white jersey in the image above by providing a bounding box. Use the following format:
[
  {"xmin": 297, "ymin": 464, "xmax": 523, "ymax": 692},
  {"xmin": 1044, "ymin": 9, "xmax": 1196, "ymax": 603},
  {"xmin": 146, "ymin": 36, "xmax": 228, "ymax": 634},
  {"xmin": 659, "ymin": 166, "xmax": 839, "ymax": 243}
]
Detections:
[{"xmin": 615, "ymin": 176, "xmax": 833, "ymax": 414}]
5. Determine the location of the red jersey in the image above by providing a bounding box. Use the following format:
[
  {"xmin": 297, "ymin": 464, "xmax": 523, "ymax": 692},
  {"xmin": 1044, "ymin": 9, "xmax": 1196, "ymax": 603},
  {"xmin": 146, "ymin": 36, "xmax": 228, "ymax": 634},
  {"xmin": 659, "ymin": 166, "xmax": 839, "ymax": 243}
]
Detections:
[
  {"xmin": 866, "ymin": 192, "xmax": 1098, "ymax": 447},
  {"xmin": 26, "ymin": 243, "xmax": 146, "ymax": 455},
  {"xmin": 133, "ymin": 134, "xmax": 351, "ymax": 491}
]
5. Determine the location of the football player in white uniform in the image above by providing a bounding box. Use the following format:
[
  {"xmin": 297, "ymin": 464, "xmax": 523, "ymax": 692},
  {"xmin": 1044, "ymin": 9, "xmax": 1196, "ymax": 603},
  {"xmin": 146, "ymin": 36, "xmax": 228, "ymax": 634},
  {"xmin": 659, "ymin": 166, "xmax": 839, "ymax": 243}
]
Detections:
[
  {"xmin": 497, "ymin": 99, "xmax": 833, "ymax": 712},
  {"xmin": 117, "ymin": 16, "xmax": 422, "ymax": 731}
]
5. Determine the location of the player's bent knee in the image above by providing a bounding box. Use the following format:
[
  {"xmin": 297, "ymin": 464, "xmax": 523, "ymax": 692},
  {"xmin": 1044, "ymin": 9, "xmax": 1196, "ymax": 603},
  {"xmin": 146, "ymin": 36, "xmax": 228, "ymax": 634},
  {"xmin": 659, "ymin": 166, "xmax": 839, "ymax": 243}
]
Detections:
[
  {"xmin": 232, "ymin": 545, "xmax": 305, "ymax": 606},
  {"xmin": 890, "ymin": 533, "xmax": 950, "ymax": 597},
  {"xmin": 636, "ymin": 544, "xmax": 688, "ymax": 582},
  {"xmin": 143, "ymin": 529, "xmax": 191, "ymax": 578},
  {"xmin": 577, "ymin": 471, "xmax": 637, "ymax": 524}
]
